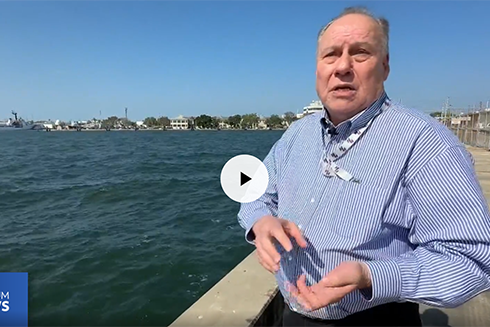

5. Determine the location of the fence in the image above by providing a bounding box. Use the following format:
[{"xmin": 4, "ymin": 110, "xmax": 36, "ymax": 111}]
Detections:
[{"xmin": 449, "ymin": 127, "xmax": 490, "ymax": 149}]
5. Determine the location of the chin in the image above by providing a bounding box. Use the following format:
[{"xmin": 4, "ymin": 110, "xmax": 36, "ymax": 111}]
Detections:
[{"xmin": 327, "ymin": 98, "xmax": 357, "ymax": 111}]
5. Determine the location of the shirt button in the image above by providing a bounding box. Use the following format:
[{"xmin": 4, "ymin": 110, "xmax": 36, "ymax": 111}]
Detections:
[{"xmin": 310, "ymin": 198, "xmax": 315, "ymax": 203}]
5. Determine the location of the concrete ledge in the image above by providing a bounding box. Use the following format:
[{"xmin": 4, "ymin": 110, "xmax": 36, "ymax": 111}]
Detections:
[
  {"xmin": 169, "ymin": 247, "xmax": 490, "ymax": 327},
  {"xmin": 169, "ymin": 250, "xmax": 280, "ymax": 327},
  {"xmin": 419, "ymin": 291, "xmax": 490, "ymax": 326},
  {"xmin": 170, "ymin": 147, "xmax": 490, "ymax": 327}
]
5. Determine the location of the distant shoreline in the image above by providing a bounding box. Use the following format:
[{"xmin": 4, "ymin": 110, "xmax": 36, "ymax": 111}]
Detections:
[{"xmin": 39, "ymin": 128, "xmax": 286, "ymax": 132}]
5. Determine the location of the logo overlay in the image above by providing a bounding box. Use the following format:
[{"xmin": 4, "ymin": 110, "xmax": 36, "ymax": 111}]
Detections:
[
  {"xmin": 220, "ymin": 154, "xmax": 269, "ymax": 203},
  {"xmin": 0, "ymin": 273, "xmax": 28, "ymax": 327}
]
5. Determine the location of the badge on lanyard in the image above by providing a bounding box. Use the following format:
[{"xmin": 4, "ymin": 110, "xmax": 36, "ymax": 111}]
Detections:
[{"xmin": 322, "ymin": 99, "xmax": 391, "ymax": 183}]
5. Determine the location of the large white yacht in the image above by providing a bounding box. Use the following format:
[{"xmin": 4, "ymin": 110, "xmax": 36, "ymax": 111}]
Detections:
[{"xmin": 297, "ymin": 100, "xmax": 324, "ymax": 119}]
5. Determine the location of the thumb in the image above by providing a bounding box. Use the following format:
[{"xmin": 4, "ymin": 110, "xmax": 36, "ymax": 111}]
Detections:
[{"xmin": 320, "ymin": 271, "xmax": 350, "ymax": 288}]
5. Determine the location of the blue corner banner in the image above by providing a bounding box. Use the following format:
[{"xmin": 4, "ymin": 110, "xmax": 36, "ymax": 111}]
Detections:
[{"xmin": 0, "ymin": 273, "xmax": 28, "ymax": 327}]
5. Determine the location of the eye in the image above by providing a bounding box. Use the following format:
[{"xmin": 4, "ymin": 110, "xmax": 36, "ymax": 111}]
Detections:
[
  {"xmin": 352, "ymin": 48, "xmax": 370, "ymax": 61},
  {"xmin": 322, "ymin": 50, "xmax": 341, "ymax": 63}
]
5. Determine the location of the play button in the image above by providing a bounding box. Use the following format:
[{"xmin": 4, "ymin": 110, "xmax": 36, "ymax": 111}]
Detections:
[
  {"xmin": 240, "ymin": 172, "xmax": 251, "ymax": 186},
  {"xmin": 220, "ymin": 154, "xmax": 269, "ymax": 203}
]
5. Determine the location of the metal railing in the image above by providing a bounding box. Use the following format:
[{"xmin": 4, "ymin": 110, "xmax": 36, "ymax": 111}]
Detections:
[{"xmin": 449, "ymin": 127, "xmax": 490, "ymax": 149}]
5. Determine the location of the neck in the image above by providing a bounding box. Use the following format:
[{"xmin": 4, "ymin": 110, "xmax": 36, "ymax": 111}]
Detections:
[
  {"xmin": 329, "ymin": 113, "xmax": 358, "ymax": 126},
  {"xmin": 326, "ymin": 107, "xmax": 366, "ymax": 127}
]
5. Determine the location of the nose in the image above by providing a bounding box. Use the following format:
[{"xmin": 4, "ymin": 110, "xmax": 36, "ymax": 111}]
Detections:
[{"xmin": 334, "ymin": 52, "xmax": 353, "ymax": 76}]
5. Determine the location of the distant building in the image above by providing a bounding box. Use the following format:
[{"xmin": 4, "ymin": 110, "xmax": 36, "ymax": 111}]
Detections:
[
  {"xmin": 451, "ymin": 116, "xmax": 471, "ymax": 127},
  {"xmin": 258, "ymin": 116, "xmax": 268, "ymax": 129},
  {"xmin": 170, "ymin": 115, "xmax": 191, "ymax": 129},
  {"xmin": 216, "ymin": 116, "xmax": 231, "ymax": 129}
]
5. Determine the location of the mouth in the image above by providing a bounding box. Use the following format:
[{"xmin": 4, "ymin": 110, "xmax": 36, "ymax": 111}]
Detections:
[{"xmin": 332, "ymin": 84, "xmax": 356, "ymax": 91}]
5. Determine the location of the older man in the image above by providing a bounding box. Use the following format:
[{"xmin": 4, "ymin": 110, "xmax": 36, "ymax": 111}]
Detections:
[{"xmin": 237, "ymin": 6, "xmax": 490, "ymax": 327}]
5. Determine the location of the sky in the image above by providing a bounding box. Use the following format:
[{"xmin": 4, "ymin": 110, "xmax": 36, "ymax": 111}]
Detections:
[{"xmin": 0, "ymin": 1, "xmax": 489, "ymax": 122}]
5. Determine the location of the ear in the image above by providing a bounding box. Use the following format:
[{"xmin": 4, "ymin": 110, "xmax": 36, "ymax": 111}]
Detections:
[{"xmin": 383, "ymin": 53, "xmax": 390, "ymax": 80}]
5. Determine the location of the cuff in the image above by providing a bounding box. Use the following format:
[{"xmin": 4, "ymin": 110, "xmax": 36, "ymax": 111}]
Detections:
[
  {"xmin": 360, "ymin": 259, "xmax": 402, "ymax": 303},
  {"xmin": 243, "ymin": 209, "xmax": 272, "ymax": 245}
]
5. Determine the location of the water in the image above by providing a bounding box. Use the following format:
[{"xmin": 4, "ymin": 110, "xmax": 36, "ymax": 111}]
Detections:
[{"xmin": 0, "ymin": 130, "xmax": 284, "ymax": 326}]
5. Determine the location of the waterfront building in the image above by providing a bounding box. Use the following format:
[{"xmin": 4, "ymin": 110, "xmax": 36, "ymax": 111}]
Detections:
[{"xmin": 170, "ymin": 115, "xmax": 192, "ymax": 129}]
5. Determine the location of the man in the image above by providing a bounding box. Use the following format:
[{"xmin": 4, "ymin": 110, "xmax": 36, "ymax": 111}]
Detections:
[{"xmin": 237, "ymin": 6, "xmax": 490, "ymax": 327}]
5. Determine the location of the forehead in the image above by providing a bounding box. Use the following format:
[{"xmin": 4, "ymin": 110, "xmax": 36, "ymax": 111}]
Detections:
[{"xmin": 320, "ymin": 14, "xmax": 380, "ymax": 46}]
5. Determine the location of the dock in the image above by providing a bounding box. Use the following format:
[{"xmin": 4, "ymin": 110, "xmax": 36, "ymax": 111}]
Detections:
[{"xmin": 169, "ymin": 145, "xmax": 490, "ymax": 327}]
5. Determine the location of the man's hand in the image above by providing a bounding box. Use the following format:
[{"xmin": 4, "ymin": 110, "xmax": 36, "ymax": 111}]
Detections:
[
  {"xmin": 252, "ymin": 215, "xmax": 307, "ymax": 273},
  {"xmin": 288, "ymin": 261, "xmax": 372, "ymax": 311}
]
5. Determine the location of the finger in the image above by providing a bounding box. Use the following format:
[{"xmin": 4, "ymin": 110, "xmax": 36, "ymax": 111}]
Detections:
[
  {"xmin": 257, "ymin": 247, "xmax": 278, "ymax": 272},
  {"xmin": 270, "ymin": 227, "xmax": 293, "ymax": 252},
  {"xmin": 286, "ymin": 281, "xmax": 309, "ymax": 310},
  {"xmin": 256, "ymin": 252, "xmax": 276, "ymax": 273},
  {"xmin": 260, "ymin": 234, "xmax": 282, "ymax": 265},
  {"xmin": 319, "ymin": 285, "xmax": 355, "ymax": 305},
  {"xmin": 316, "ymin": 274, "xmax": 358, "ymax": 306},
  {"xmin": 296, "ymin": 275, "xmax": 315, "ymax": 310},
  {"xmin": 257, "ymin": 240, "xmax": 280, "ymax": 272},
  {"xmin": 320, "ymin": 271, "xmax": 350, "ymax": 288},
  {"xmin": 283, "ymin": 221, "xmax": 308, "ymax": 248},
  {"xmin": 296, "ymin": 275, "xmax": 310, "ymax": 294}
]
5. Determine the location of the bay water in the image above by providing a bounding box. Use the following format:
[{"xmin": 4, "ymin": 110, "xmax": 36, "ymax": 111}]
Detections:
[{"xmin": 0, "ymin": 130, "xmax": 284, "ymax": 326}]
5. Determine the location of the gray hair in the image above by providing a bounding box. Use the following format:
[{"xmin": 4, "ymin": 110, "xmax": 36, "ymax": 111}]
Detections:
[{"xmin": 317, "ymin": 6, "xmax": 390, "ymax": 56}]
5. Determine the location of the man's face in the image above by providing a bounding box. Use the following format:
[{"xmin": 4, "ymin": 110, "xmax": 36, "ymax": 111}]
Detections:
[{"xmin": 316, "ymin": 13, "xmax": 389, "ymax": 125}]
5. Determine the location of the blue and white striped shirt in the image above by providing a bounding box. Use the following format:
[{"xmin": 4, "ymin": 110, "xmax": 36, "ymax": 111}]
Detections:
[{"xmin": 237, "ymin": 91, "xmax": 490, "ymax": 320}]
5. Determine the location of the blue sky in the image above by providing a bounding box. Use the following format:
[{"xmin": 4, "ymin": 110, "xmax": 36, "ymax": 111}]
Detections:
[{"xmin": 1, "ymin": 1, "xmax": 488, "ymax": 122}]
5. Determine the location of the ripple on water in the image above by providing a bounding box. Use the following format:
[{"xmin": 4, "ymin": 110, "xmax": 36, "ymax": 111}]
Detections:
[{"xmin": 0, "ymin": 130, "xmax": 284, "ymax": 326}]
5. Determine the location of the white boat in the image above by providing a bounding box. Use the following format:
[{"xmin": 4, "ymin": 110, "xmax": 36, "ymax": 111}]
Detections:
[
  {"xmin": 296, "ymin": 100, "xmax": 324, "ymax": 119},
  {"xmin": 303, "ymin": 100, "xmax": 324, "ymax": 115},
  {"xmin": 0, "ymin": 111, "xmax": 37, "ymax": 131}
]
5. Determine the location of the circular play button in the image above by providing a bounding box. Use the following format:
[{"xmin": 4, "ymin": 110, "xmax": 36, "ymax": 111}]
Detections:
[{"xmin": 220, "ymin": 154, "xmax": 269, "ymax": 203}]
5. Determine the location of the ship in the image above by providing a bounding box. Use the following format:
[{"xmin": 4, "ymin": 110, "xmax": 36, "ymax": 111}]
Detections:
[
  {"xmin": 296, "ymin": 100, "xmax": 324, "ymax": 119},
  {"xmin": 0, "ymin": 111, "xmax": 37, "ymax": 131},
  {"xmin": 302, "ymin": 100, "xmax": 324, "ymax": 115}
]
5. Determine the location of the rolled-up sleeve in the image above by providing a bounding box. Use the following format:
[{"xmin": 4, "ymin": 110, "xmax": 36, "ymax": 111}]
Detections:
[{"xmin": 362, "ymin": 145, "xmax": 490, "ymax": 307}]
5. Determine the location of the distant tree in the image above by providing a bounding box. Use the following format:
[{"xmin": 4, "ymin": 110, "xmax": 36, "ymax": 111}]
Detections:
[
  {"xmin": 195, "ymin": 114, "xmax": 217, "ymax": 129},
  {"xmin": 266, "ymin": 115, "xmax": 283, "ymax": 128},
  {"xmin": 430, "ymin": 111, "xmax": 456, "ymax": 118},
  {"xmin": 108, "ymin": 116, "xmax": 118, "ymax": 124},
  {"xmin": 119, "ymin": 118, "xmax": 135, "ymax": 128},
  {"xmin": 283, "ymin": 112, "xmax": 297, "ymax": 126},
  {"xmin": 227, "ymin": 115, "xmax": 242, "ymax": 128},
  {"xmin": 144, "ymin": 117, "xmax": 158, "ymax": 127},
  {"xmin": 241, "ymin": 113, "xmax": 259, "ymax": 129},
  {"xmin": 211, "ymin": 117, "xmax": 220, "ymax": 128},
  {"xmin": 102, "ymin": 116, "xmax": 119, "ymax": 128},
  {"xmin": 157, "ymin": 116, "xmax": 171, "ymax": 127},
  {"xmin": 188, "ymin": 116, "xmax": 195, "ymax": 129}
]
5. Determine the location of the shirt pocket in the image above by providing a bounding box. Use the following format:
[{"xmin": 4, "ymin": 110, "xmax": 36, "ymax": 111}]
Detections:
[{"xmin": 329, "ymin": 181, "xmax": 388, "ymax": 243}]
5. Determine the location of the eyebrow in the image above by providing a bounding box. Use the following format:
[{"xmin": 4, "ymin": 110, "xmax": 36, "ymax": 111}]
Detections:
[{"xmin": 319, "ymin": 42, "xmax": 374, "ymax": 56}]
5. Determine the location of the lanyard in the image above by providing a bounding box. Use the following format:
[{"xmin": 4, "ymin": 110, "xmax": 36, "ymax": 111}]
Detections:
[{"xmin": 322, "ymin": 98, "xmax": 391, "ymax": 183}]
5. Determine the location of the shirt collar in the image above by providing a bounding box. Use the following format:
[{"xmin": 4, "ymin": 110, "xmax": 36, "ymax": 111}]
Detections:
[{"xmin": 320, "ymin": 91, "xmax": 389, "ymax": 135}]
